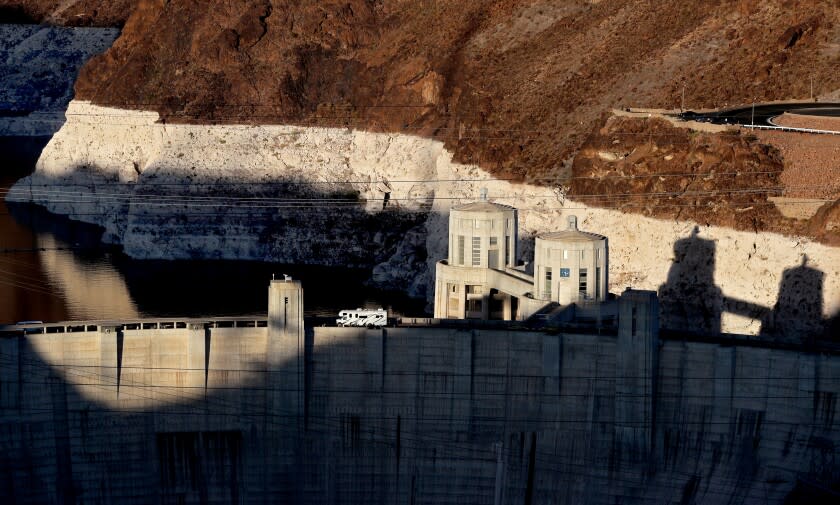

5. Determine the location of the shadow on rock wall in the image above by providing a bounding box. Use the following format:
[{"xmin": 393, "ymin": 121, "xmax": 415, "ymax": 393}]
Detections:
[
  {"xmin": 8, "ymin": 166, "xmax": 430, "ymax": 269},
  {"xmin": 0, "ymin": 6, "xmax": 38, "ymax": 24},
  {"xmin": 761, "ymin": 255, "xmax": 825, "ymax": 341},
  {"xmin": 658, "ymin": 226, "xmax": 722, "ymax": 335},
  {"xmin": 659, "ymin": 227, "xmax": 832, "ymax": 342}
]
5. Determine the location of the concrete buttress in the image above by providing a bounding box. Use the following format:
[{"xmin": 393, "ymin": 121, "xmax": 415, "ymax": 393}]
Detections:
[{"xmin": 616, "ymin": 289, "xmax": 660, "ymax": 463}]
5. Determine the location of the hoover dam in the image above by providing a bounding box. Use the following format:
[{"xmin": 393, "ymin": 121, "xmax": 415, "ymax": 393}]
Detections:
[{"xmin": 2, "ymin": 280, "xmax": 839, "ymax": 504}]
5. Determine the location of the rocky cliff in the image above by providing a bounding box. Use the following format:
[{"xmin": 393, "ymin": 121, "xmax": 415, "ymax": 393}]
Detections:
[
  {"xmin": 570, "ymin": 114, "xmax": 840, "ymax": 245},
  {"xmin": 8, "ymin": 0, "xmax": 840, "ymax": 176}
]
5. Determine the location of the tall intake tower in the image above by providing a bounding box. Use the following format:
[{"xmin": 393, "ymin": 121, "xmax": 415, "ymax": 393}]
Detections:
[{"xmin": 534, "ymin": 215, "xmax": 608, "ymax": 305}]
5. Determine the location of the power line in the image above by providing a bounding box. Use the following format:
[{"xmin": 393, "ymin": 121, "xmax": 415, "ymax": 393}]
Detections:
[
  {"xmin": 0, "ymin": 276, "xmax": 61, "ymax": 297},
  {"xmin": 1, "ymin": 183, "xmax": 828, "ymax": 202},
  {"xmin": 0, "ymin": 169, "xmax": 792, "ymax": 186},
  {"xmin": 0, "ymin": 200, "xmax": 829, "ymax": 220},
  {"xmin": 10, "ymin": 108, "xmax": 840, "ymax": 142},
  {"xmin": 0, "ymin": 353, "xmax": 830, "ymax": 450},
  {"xmin": 13, "ymin": 360, "xmax": 839, "ymax": 383}
]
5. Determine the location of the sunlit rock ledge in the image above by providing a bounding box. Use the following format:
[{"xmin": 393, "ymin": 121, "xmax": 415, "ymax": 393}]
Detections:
[{"xmin": 8, "ymin": 101, "xmax": 840, "ymax": 335}]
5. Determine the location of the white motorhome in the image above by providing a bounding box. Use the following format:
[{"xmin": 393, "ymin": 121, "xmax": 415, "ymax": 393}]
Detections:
[{"xmin": 336, "ymin": 309, "xmax": 388, "ymax": 327}]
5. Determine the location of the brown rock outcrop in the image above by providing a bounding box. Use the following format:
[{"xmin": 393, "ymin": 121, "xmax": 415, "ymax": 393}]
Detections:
[
  {"xmin": 570, "ymin": 115, "xmax": 788, "ymax": 230},
  {"xmin": 0, "ymin": 0, "xmax": 135, "ymax": 26},
  {"xmin": 570, "ymin": 114, "xmax": 840, "ymax": 244},
  {"xmin": 60, "ymin": 0, "xmax": 840, "ymax": 176}
]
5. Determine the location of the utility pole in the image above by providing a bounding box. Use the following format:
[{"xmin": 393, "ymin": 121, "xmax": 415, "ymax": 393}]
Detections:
[
  {"xmin": 681, "ymin": 83, "xmax": 685, "ymax": 112},
  {"xmin": 751, "ymin": 99, "xmax": 756, "ymax": 127}
]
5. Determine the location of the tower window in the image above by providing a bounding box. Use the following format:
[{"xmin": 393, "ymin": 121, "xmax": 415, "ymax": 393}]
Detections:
[
  {"xmin": 579, "ymin": 268, "xmax": 588, "ymax": 298},
  {"xmin": 472, "ymin": 237, "xmax": 481, "ymax": 266},
  {"xmin": 458, "ymin": 236, "xmax": 465, "ymax": 265},
  {"xmin": 544, "ymin": 267, "xmax": 552, "ymax": 299},
  {"xmin": 595, "ymin": 267, "xmax": 601, "ymax": 299},
  {"xmin": 488, "ymin": 250, "xmax": 499, "ymax": 269}
]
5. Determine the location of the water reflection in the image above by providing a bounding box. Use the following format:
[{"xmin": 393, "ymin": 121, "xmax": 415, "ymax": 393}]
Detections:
[
  {"xmin": 0, "ymin": 173, "xmax": 68, "ymax": 323},
  {"xmin": 34, "ymin": 233, "xmax": 139, "ymax": 320},
  {"xmin": 1, "ymin": 192, "xmax": 427, "ymax": 323}
]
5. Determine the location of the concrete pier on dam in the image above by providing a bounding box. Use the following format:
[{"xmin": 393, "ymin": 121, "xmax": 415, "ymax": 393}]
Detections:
[{"xmin": 1, "ymin": 280, "xmax": 839, "ymax": 504}]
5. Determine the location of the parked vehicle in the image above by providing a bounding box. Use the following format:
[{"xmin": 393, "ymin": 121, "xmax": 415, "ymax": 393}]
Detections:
[{"xmin": 336, "ymin": 309, "xmax": 387, "ymax": 328}]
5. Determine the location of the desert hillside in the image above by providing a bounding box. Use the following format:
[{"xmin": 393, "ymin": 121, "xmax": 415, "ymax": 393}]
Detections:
[
  {"xmin": 5, "ymin": 0, "xmax": 839, "ymax": 178},
  {"xmin": 570, "ymin": 114, "xmax": 840, "ymax": 245}
]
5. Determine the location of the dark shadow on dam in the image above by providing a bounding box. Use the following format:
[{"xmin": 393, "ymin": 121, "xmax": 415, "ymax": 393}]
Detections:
[
  {"xmin": 658, "ymin": 226, "xmax": 834, "ymax": 342},
  {"xmin": 3, "ymin": 320, "xmax": 840, "ymax": 504}
]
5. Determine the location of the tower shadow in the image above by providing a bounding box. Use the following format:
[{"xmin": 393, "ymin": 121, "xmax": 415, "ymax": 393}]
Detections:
[
  {"xmin": 761, "ymin": 255, "xmax": 825, "ymax": 342},
  {"xmin": 658, "ymin": 226, "xmax": 722, "ymax": 335}
]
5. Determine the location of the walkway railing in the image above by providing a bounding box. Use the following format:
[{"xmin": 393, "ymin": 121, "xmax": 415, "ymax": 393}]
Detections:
[{"xmin": 743, "ymin": 123, "xmax": 840, "ymax": 135}]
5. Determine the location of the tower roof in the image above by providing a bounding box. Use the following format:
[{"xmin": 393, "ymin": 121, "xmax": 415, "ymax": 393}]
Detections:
[
  {"xmin": 537, "ymin": 215, "xmax": 605, "ymax": 242},
  {"xmin": 537, "ymin": 230, "xmax": 606, "ymax": 243},
  {"xmin": 452, "ymin": 201, "xmax": 516, "ymax": 213}
]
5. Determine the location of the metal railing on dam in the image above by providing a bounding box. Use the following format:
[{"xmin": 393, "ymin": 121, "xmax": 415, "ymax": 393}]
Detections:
[
  {"xmin": 743, "ymin": 123, "xmax": 840, "ymax": 135},
  {"xmin": 0, "ymin": 317, "xmax": 269, "ymax": 335},
  {"xmin": 6, "ymin": 315, "xmax": 833, "ymax": 354}
]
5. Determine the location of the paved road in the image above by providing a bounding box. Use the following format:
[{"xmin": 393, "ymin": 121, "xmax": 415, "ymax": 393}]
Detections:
[{"xmin": 679, "ymin": 102, "xmax": 840, "ymax": 126}]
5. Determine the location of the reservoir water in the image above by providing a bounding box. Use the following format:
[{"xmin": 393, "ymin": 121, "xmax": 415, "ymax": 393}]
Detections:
[{"xmin": 0, "ymin": 152, "xmax": 427, "ymax": 324}]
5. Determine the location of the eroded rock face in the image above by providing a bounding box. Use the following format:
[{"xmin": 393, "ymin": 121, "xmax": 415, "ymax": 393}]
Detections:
[
  {"xmin": 26, "ymin": 0, "xmax": 840, "ymax": 182},
  {"xmin": 807, "ymin": 199, "xmax": 840, "ymax": 247},
  {"xmin": 8, "ymin": 101, "xmax": 840, "ymax": 337},
  {"xmin": 572, "ymin": 116, "xmax": 787, "ymax": 231},
  {"xmin": 570, "ymin": 115, "xmax": 840, "ymax": 245}
]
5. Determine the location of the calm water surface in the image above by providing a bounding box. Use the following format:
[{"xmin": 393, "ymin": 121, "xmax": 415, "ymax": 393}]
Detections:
[{"xmin": 0, "ymin": 170, "xmax": 427, "ymax": 324}]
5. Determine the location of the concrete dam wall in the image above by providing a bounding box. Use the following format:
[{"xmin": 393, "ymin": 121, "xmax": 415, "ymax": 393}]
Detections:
[{"xmin": 1, "ymin": 282, "xmax": 839, "ymax": 504}]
